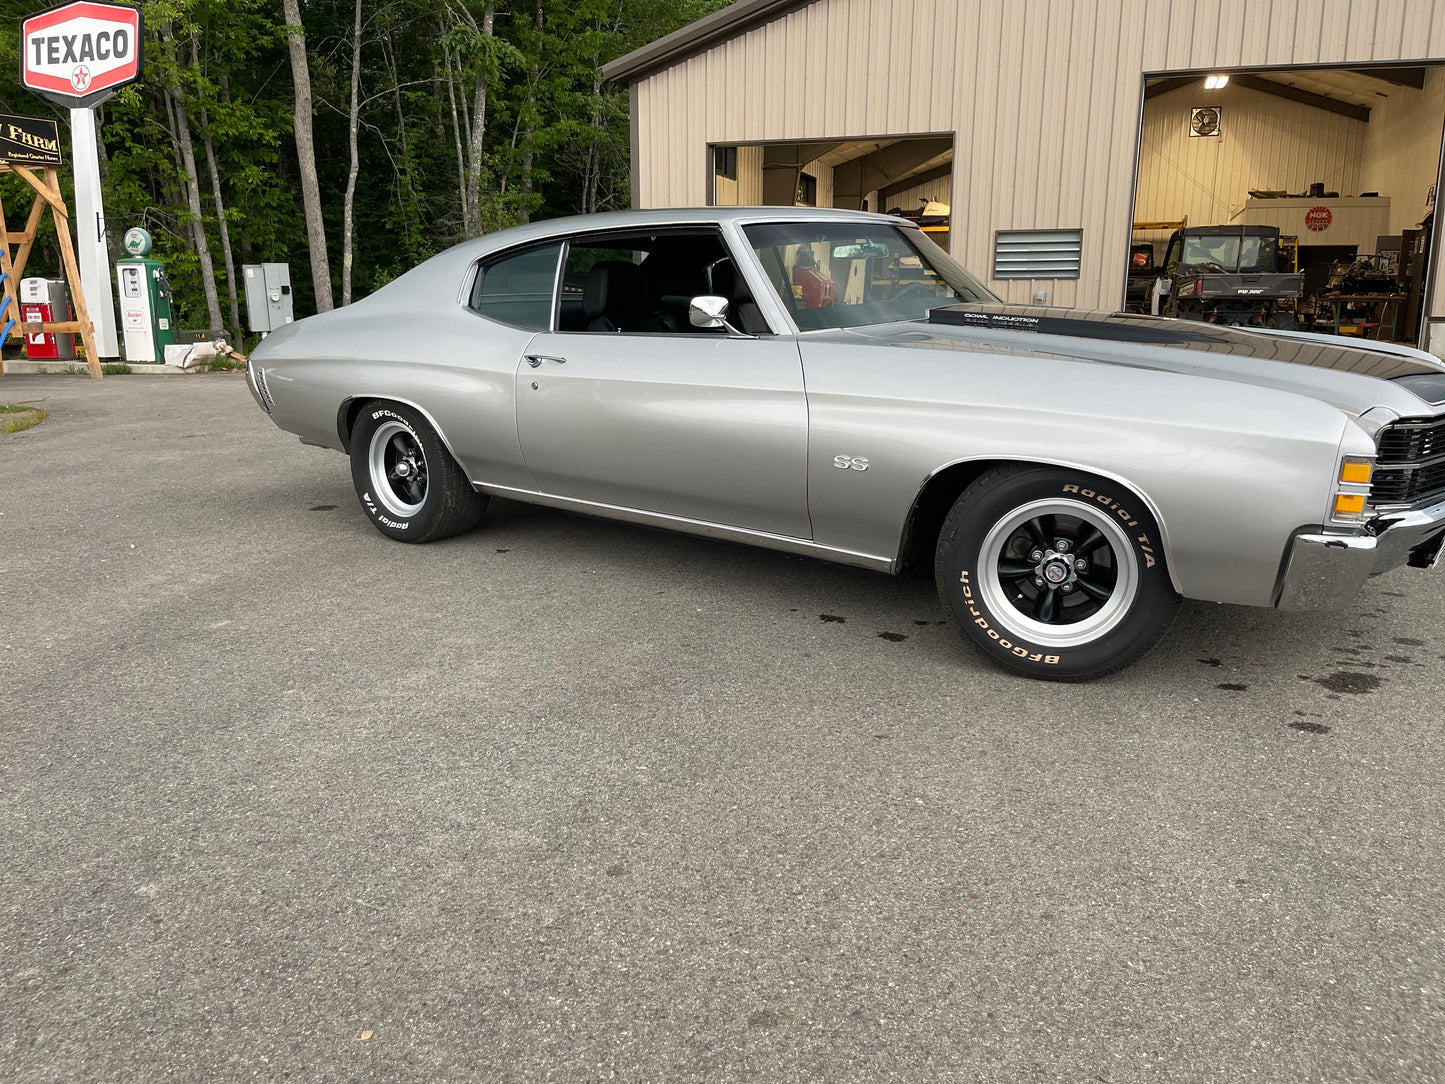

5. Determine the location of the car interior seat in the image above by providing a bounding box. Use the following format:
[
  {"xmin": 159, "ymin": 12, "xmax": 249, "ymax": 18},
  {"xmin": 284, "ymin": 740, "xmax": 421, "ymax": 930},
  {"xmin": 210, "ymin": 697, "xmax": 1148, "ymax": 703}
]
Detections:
[
  {"xmin": 584, "ymin": 261, "xmax": 672, "ymax": 333},
  {"xmin": 708, "ymin": 259, "xmax": 770, "ymax": 335}
]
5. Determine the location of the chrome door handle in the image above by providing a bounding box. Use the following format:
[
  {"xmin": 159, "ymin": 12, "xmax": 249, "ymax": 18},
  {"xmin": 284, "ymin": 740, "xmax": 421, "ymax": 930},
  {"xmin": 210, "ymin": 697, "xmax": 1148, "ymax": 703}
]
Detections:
[{"xmin": 525, "ymin": 354, "xmax": 566, "ymax": 367}]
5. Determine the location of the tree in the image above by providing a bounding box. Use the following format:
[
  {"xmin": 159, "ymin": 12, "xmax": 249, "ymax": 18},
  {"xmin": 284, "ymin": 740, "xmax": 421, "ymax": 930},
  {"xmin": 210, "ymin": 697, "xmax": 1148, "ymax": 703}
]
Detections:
[
  {"xmin": 281, "ymin": 0, "xmax": 334, "ymax": 312},
  {"xmin": 158, "ymin": 23, "xmax": 224, "ymax": 332},
  {"xmin": 340, "ymin": 0, "xmax": 363, "ymax": 304},
  {"xmin": 0, "ymin": 0, "xmax": 732, "ymax": 330}
]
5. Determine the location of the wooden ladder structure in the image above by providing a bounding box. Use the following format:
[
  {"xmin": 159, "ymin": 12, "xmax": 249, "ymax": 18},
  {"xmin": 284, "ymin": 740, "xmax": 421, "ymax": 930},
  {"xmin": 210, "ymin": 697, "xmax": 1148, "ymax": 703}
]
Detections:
[{"xmin": 0, "ymin": 162, "xmax": 101, "ymax": 379}]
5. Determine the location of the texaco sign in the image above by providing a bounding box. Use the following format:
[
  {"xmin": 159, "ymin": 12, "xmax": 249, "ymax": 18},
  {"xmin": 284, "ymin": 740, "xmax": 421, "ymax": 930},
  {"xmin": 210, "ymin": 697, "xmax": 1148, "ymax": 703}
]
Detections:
[{"xmin": 20, "ymin": 1, "xmax": 143, "ymax": 109}]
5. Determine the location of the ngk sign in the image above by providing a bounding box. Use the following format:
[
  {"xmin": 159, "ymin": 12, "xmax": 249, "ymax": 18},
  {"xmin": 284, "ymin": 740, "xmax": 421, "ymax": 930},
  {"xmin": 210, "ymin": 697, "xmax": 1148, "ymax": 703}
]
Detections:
[{"xmin": 20, "ymin": 1, "xmax": 144, "ymax": 109}]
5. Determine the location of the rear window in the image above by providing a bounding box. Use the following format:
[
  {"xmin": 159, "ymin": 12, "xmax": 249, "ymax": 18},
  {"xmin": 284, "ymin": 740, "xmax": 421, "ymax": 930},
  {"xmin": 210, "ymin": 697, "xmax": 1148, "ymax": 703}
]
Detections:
[
  {"xmin": 469, "ymin": 243, "xmax": 562, "ymax": 330},
  {"xmin": 1176, "ymin": 233, "xmax": 1278, "ymax": 274}
]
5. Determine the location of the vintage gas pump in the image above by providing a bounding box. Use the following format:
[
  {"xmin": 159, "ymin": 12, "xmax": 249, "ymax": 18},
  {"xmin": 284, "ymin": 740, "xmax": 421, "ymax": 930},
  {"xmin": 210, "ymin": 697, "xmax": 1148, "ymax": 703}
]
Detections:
[
  {"xmin": 19, "ymin": 277, "xmax": 75, "ymax": 359},
  {"xmin": 114, "ymin": 227, "xmax": 175, "ymax": 363}
]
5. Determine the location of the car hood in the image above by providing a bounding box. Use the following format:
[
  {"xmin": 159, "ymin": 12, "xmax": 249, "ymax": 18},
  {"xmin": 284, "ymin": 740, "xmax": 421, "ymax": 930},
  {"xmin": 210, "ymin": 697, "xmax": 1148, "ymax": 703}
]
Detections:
[{"xmin": 818, "ymin": 304, "xmax": 1445, "ymax": 419}]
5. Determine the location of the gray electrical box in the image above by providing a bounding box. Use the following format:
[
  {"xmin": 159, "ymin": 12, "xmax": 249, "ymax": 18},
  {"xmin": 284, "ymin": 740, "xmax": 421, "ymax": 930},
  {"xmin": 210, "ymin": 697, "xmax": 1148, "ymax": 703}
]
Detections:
[{"xmin": 243, "ymin": 263, "xmax": 294, "ymax": 333}]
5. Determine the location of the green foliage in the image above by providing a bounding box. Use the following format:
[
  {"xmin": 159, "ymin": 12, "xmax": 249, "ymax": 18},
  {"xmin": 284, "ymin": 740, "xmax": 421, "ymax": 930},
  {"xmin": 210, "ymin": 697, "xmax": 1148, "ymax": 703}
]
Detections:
[
  {"xmin": 0, "ymin": 0, "xmax": 727, "ymax": 322},
  {"xmin": 100, "ymin": 362, "xmax": 132, "ymax": 374}
]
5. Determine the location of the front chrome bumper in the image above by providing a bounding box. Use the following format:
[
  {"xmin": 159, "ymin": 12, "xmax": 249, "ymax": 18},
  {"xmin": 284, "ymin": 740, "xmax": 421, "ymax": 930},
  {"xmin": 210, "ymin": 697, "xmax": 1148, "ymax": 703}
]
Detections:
[{"xmin": 1276, "ymin": 496, "xmax": 1445, "ymax": 611}]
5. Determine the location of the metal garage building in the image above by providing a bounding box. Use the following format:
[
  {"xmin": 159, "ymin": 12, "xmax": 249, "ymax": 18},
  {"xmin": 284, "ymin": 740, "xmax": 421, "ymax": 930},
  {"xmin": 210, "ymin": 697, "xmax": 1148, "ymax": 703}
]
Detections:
[{"xmin": 603, "ymin": 0, "xmax": 1445, "ymax": 353}]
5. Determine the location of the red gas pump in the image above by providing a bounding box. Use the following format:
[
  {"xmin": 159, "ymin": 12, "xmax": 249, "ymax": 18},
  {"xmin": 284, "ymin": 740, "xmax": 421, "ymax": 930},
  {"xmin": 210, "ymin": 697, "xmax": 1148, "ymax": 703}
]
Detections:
[
  {"xmin": 20, "ymin": 277, "xmax": 75, "ymax": 359},
  {"xmin": 792, "ymin": 250, "xmax": 835, "ymax": 309}
]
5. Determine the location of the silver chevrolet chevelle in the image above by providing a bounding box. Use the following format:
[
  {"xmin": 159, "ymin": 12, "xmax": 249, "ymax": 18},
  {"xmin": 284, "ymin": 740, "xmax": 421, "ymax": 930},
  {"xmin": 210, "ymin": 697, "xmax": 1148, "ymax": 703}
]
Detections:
[{"xmin": 247, "ymin": 207, "xmax": 1445, "ymax": 680}]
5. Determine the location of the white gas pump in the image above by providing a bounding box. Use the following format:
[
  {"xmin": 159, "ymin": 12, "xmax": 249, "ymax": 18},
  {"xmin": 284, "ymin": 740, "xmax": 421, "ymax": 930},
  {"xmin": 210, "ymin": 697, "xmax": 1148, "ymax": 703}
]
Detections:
[{"xmin": 114, "ymin": 227, "xmax": 175, "ymax": 363}]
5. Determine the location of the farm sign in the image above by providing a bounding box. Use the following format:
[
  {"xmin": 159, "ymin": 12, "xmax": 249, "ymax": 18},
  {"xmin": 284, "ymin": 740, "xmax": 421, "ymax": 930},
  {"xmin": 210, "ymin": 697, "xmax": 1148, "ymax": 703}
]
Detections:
[
  {"xmin": 0, "ymin": 113, "xmax": 62, "ymax": 166},
  {"xmin": 20, "ymin": 1, "xmax": 144, "ymax": 109}
]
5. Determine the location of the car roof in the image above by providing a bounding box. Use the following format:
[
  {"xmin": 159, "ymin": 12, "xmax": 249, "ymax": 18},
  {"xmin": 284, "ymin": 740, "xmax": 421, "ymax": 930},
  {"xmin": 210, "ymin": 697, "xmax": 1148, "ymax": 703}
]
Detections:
[
  {"xmin": 362, "ymin": 206, "xmax": 918, "ymax": 312},
  {"xmin": 457, "ymin": 205, "xmax": 904, "ymax": 256}
]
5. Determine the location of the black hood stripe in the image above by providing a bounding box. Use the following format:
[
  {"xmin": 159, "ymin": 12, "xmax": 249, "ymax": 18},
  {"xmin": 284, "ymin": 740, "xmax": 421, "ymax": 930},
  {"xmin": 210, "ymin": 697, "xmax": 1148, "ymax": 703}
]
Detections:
[{"xmin": 928, "ymin": 304, "xmax": 1441, "ymax": 381}]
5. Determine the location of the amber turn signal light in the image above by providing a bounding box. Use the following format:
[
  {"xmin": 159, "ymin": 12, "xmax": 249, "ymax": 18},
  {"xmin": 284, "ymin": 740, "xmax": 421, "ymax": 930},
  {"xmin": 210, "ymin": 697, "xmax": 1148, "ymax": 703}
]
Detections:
[
  {"xmin": 1339, "ymin": 460, "xmax": 1373, "ymax": 484},
  {"xmin": 1334, "ymin": 493, "xmax": 1366, "ymax": 516}
]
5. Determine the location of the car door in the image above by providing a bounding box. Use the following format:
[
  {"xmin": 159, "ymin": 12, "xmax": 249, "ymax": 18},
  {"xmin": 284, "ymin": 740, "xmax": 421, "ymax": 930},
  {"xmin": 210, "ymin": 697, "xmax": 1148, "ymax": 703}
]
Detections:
[{"xmin": 514, "ymin": 231, "xmax": 811, "ymax": 538}]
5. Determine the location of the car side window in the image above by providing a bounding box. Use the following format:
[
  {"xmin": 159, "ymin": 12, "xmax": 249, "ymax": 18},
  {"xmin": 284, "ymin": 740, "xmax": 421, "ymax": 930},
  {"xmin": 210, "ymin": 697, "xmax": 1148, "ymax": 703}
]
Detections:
[
  {"xmin": 469, "ymin": 243, "xmax": 562, "ymax": 330},
  {"xmin": 556, "ymin": 228, "xmax": 754, "ymax": 335}
]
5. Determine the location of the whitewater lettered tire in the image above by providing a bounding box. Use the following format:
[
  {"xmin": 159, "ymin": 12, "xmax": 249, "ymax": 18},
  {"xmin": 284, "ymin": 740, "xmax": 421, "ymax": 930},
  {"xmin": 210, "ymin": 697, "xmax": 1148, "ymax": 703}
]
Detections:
[
  {"xmin": 348, "ymin": 401, "xmax": 487, "ymax": 543},
  {"xmin": 935, "ymin": 466, "xmax": 1178, "ymax": 681}
]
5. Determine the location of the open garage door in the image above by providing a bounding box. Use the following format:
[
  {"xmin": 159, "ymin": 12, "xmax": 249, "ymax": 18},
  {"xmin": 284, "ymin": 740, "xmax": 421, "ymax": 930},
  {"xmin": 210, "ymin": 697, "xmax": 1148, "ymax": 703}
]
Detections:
[
  {"xmin": 1128, "ymin": 65, "xmax": 1445, "ymax": 351},
  {"xmin": 709, "ymin": 135, "xmax": 954, "ymax": 250}
]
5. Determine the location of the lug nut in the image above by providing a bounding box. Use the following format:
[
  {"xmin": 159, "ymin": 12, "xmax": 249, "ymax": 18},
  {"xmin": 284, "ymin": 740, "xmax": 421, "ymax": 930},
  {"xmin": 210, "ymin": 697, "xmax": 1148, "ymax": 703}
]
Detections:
[
  {"xmin": 1060, "ymin": 583, "xmax": 1074, "ymax": 593},
  {"xmin": 1075, "ymin": 558, "xmax": 1088, "ymax": 572},
  {"xmin": 1030, "ymin": 549, "xmax": 1043, "ymax": 562},
  {"xmin": 1033, "ymin": 576, "xmax": 1045, "ymax": 588},
  {"xmin": 1055, "ymin": 539, "xmax": 1071, "ymax": 553}
]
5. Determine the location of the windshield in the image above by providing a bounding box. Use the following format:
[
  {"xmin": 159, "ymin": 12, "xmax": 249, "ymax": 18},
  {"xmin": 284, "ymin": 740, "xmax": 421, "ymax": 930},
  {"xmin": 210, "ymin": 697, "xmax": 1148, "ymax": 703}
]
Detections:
[
  {"xmin": 1177, "ymin": 232, "xmax": 1278, "ymax": 273},
  {"xmin": 743, "ymin": 222, "xmax": 998, "ymax": 331}
]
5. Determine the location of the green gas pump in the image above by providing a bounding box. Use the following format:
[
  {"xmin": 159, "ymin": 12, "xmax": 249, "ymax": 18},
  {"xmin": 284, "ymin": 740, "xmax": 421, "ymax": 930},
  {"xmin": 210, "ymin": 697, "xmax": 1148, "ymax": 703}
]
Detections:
[{"xmin": 115, "ymin": 227, "xmax": 175, "ymax": 363}]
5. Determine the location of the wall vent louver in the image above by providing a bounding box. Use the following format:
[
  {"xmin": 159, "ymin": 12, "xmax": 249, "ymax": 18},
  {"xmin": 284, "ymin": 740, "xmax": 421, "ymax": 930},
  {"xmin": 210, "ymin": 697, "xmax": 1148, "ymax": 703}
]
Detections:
[{"xmin": 993, "ymin": 229, "xmax": 1083, "ymax": 279}]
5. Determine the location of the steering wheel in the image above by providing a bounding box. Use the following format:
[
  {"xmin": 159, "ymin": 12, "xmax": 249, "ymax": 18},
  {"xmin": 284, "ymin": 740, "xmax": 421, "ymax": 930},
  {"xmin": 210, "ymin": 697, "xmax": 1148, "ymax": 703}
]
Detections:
[{"xmin": 893, "ymin": 283, "xmax": 935, "ymax": 303}]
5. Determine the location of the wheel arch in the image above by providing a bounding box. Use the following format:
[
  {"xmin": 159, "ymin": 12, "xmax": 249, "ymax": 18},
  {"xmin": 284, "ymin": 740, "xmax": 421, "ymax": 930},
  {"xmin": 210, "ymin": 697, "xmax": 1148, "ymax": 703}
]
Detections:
[
  {"xmin": 895, "ymin": 456, "xmax": 1181, "ymax": 594},
  {"xmin": 337, "ymin": 395, "xmax": 468, "ymax": 471}
]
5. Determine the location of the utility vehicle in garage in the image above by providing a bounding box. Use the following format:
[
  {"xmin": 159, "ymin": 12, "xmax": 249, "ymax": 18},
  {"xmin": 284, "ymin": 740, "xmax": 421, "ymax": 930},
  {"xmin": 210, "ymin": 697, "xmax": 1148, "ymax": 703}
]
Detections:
[{"xmin": 1150, "ymin": 224, "xmax": 1305, "ymax": 328}]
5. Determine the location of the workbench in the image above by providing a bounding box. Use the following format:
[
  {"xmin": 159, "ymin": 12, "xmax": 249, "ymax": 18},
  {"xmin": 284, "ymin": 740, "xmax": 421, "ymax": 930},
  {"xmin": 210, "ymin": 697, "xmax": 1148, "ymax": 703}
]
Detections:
[{"xmin": 1323, "ymin": 293, "xmax": 1408, "ymax": 341}]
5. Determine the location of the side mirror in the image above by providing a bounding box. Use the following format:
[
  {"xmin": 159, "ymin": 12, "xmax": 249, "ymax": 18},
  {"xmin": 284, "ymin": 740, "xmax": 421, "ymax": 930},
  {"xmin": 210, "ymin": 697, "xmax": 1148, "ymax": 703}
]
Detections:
[{"xmin": 689, "ymin": 295, "xmax": 729, "ymax": 329}]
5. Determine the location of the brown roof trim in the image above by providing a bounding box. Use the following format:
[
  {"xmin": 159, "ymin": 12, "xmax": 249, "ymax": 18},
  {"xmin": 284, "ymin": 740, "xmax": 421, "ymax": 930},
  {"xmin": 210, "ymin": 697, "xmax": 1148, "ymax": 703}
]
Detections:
[{"xmin": 601, "ymin": 0, "xmax": 821, "ymax": 84}]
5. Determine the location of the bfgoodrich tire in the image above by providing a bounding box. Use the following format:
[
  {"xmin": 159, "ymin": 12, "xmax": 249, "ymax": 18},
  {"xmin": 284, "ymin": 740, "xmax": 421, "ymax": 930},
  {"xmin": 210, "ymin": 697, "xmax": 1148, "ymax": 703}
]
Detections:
[
  {"xmin": 935, "ymin": 466, "xmax": 1179, "ymax": 680},
  {"xmin": 348, "ymin": 401, "xmax": 487, "ymax": 543}
]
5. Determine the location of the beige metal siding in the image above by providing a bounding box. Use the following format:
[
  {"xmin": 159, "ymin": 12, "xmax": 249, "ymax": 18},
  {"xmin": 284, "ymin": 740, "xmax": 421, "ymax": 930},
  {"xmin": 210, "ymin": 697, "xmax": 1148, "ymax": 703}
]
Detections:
[
  {"xmin": 713, "ymin": 144, "xmax": 766, "ymax": 205},
  {"xmin": 1135, "ymin": 82, "xmax": 1367, "ymax": 232},
  {"xmin": 712, "ymin": 146, "xmax": 834, "ymax": 206},
  {"xmin": 882, "ymin": 172, "xmax": 953, "ymax": 215},
  {"xmin": 1360, "ymin": 66, "xmax": 1445, "ymax": 235},
  {"xmin": 1242, "ymin": 197, "xmax": 1394, "ymax": 254},
  {"xmin": 632, "ymin": 0, "xmax": 1445, "ymax": 321}
]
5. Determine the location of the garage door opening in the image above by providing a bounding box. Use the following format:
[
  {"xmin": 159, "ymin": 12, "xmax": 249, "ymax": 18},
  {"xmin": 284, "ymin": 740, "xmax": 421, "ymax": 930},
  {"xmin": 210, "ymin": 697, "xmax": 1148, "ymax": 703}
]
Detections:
[
  {"xmin": 1127, "ymin": 65, "xmax": 1445, "ymax": 349},
  {"xmin": 708, "ymin": 135, "xmax": 954, "ymax": 250}
]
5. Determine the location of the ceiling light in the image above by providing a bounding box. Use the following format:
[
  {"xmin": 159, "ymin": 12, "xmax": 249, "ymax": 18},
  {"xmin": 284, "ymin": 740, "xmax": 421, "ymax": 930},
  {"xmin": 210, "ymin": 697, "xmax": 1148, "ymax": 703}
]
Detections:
[{"xmin": 1203, "ymin": 74, "xmax": 1230, "ymax": 90}]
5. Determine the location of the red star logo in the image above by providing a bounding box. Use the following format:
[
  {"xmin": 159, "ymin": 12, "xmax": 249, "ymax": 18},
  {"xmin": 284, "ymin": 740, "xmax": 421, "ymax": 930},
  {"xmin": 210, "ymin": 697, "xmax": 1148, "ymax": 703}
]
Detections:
[{"xmin": 71, "ymin": 65, "xmax": 91, "ymax": 92}]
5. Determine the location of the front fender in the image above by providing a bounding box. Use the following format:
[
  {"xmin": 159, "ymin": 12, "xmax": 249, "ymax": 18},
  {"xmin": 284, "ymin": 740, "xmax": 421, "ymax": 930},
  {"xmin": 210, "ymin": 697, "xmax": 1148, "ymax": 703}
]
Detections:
[{"xmin": 801, "ymin": 342, "xmax": 1349, "ymax": 608}]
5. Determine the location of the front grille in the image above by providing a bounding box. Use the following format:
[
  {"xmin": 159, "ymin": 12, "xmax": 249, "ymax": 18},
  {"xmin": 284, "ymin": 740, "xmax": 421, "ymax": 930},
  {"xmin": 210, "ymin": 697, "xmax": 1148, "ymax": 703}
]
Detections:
[
  {"xmin": 1371, "ymin": 416, "xmax": 1445, "ymax": 507},
  {"xmin": 1377, "ymin": 418, "xmax": 1445, "ymax": 462}
]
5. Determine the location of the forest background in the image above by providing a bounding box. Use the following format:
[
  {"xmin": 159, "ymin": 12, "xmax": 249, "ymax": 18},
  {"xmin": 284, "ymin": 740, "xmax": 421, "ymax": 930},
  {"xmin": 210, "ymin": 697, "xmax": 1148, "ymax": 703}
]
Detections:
[{"xmin": 0, "ymin": 0, "xmax": 726, "ymax": 340}]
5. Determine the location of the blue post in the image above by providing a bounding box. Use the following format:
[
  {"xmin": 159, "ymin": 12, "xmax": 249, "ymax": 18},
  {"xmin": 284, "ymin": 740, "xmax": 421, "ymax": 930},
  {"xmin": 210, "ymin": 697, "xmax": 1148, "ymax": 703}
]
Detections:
[{"xmin": 0, "ymin": 271, "xmax": 13, "ymax": 347}]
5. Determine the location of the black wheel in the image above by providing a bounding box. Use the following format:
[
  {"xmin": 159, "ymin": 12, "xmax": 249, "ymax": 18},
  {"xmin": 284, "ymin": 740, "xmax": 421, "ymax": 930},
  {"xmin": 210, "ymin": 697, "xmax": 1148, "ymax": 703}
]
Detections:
[
  {"xmin": 935, "ymin": 466, "xmax": 1179, "ymax": 680},
  {"xmin": 348, "ymin": 401, "xmax": 487, "ymax": 543},
  {"xmin": 1268, "ymin": 311, "xmax": 1300, "ymax": 330}
]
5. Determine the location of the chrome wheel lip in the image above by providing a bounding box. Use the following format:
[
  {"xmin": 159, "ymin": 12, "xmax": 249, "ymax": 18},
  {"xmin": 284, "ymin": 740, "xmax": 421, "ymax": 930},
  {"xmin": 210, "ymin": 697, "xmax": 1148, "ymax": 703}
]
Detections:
[
  {"xmin": 977, "ymin": 498, "xmax": 1140, "ymax": 650},
  {"xmin": 368, "ymin": 420, "xmax": 427, "ymax": 519}
]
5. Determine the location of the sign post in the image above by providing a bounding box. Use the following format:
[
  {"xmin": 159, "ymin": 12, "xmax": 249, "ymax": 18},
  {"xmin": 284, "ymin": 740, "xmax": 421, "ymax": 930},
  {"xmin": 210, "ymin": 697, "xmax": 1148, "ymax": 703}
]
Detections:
[
  {"xmin": 68, "ymin": 106, "xmax": 117, "ymax": 360},
  {"xmin": 19, "ymin": 0, "xmax": 145, "ymax": 365}
]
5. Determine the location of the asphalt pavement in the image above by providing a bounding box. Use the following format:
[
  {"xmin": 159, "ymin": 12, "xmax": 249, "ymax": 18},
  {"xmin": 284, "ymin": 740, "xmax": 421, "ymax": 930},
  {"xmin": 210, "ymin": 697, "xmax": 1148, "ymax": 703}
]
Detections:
[{"xmin": 2, "ymin": 373, "xmax": 1443, "ymax": 1083}]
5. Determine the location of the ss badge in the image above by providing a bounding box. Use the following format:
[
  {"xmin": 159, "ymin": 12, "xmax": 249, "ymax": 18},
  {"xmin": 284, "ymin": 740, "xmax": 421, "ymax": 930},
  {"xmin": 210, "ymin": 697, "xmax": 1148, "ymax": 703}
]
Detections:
[{"xmin": 833, "ymin": 455, "xmax": 870, "ymax": 471}]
